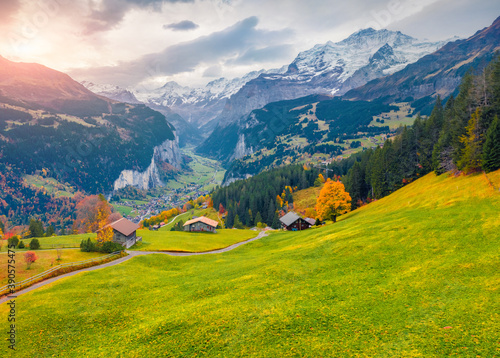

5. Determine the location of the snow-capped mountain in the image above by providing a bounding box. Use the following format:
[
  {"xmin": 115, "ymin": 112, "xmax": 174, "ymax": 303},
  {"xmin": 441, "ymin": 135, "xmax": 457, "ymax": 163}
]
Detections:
[
  {"xmin": 212, "ymin": 28, "xmax": 449, "ymax": 128},
  {"xmin": 133, "ymin": 67, "xmax": 287, "ymax": 133},
  {"xmin": 197, "ymin": 28, "xmax": 452, "ymax": 161},
  {"xmin": 81, "ymin": 81, "xmax": 141, "ymax": 104}
]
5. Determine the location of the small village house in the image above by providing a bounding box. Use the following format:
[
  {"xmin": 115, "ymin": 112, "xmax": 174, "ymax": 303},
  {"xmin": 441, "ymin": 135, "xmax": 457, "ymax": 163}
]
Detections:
[
  {"xmin": 279, "ymin": 211, "xmax": 313, "ymax": 231},
  {"xmin": 105, "ymin": 218, "xmax": 141, "ymax": 248},
  {"xmin": 183, "ymin": 216, "xmax": 218, "ymax": 233}
]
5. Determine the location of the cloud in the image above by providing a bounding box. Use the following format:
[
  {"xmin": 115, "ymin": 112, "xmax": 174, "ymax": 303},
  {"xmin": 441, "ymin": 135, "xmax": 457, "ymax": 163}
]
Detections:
[
  {"xmin": 163, "ymin": 20, "xmax": 199, "ymax": 31},
  {"xmin": 0, "ymin": 0, "xmax": 20, "ymax": 23},
  {"xmin": 71, "ymin": 16, "xmax": 294, "ymax": 86},
  {"xmin": 85, "ymin": 0, "xmax": 194, "ymax": 33},
  {"xmin": 228, "ymin": 44, "xmax": 294, "ymax": 65},
  {"xmin": 203, "ymin": 65, "xmax": 223, "ymax": 77}
]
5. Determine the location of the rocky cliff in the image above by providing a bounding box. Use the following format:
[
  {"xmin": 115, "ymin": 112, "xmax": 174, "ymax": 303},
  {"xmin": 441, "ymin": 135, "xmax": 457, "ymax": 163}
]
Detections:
[{"xmin": 113, "ymin": 135, "xmax": 182, "ymax": 191}]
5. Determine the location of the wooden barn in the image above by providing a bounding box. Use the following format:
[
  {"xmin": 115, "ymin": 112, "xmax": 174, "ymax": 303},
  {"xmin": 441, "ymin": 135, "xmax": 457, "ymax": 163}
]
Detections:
[
  {"xmin": 183, "ymin": 216, "xmax": 218, "ymax": 233},
  {"xmin": 279, "ymin": 211, "xmax": 313, "ymax": 231},
  {"xmin": 106, "ymin": 218, "xmax": 141, "ymax": 248}
]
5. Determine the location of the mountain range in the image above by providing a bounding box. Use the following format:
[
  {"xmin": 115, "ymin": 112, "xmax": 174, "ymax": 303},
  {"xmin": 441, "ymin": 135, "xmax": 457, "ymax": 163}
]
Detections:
[{"xmin": 197, "ymin": 16, "xmax": 500, "ymax": 164}]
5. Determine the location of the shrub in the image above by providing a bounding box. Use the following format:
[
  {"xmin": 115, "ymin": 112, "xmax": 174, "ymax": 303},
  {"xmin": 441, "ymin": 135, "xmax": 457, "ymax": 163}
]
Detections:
[
  {"xmin": 29, "ymin": 238, "xmax": 41, "ymax": 250},
  {"xmin": 18, "ymin": 240, "xmax": 25, "ymax": 249},
  {"xmin": 24, "ymin": 251, "xmax": 38, "ymax": 269},
  {"xmin": 8, "ymin": 236, "xmax": 20, "ymax": 248},
  {"xmin": 99, "ymin": 241, "xmax": 124, "ymax": 253},
  {"xmin": 80, "ymin": 238, "xmax": 97, "ymax": 252}
]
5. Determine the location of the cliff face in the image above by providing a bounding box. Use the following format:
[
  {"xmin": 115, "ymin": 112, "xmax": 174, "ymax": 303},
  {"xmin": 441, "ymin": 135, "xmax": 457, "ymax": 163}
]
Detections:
[{"xmin": 113, "ymin": 135, "xmax": 182, "ymax": 191}]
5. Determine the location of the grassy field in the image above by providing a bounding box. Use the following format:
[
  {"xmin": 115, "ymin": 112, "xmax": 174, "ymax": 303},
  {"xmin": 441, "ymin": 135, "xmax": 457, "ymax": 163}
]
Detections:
[
  {"xmin": 292, "ymin": 185, "xmax": 321, "ymax": 216},
  {"xmin": 133, "ymin": 228, "xmax": 258, "ymax": 252},
  {"xmin": 112, "ymin": 203, "xmax": 136, "ymax": 217},
  {"xmin": 1, "ymin": 170, "xmax": 499, "ymax": 356},
  {"xmin": 33, "ymin": 233, "xmax": 97, "ymax": 249},
  {"xmin": 23, "ymin": 174, "xmax": 75, "ymax": 197},
  {"xmin": 0, "ymin": 249, "xmax": 107, "ymax": 285}
]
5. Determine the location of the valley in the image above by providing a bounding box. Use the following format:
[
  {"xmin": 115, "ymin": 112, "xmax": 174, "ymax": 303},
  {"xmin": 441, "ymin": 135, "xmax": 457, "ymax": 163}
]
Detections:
[{"xmin": 0, "ymin": 9, "xmax": 499, "ymax": 357}]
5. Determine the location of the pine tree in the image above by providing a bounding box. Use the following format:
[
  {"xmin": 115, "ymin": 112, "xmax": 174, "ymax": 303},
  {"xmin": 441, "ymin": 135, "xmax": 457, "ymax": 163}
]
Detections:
[
  {"xmin": 267, "ymin": 200, "xmax": 275, "ymax": 226},
  {"xmin": 254, "ymin": 212, "xmax": 263, "ymax": 226},
  {"xmin": 482, "ymin": 115, "xmax": 500, "ymax": 172},
  {"xmin": 458, "ymin": 108, "xmax": 484, "ymax": 173},
  {"xmin": 233, "ymin": 215, "xmax": 244, "ymax": 229}
]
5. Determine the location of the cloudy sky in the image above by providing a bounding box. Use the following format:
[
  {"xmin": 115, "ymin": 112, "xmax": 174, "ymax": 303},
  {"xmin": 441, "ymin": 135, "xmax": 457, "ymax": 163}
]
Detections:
[{"xmin": 1, "ymin": 0, "xmax": 499, "ymax": 88}]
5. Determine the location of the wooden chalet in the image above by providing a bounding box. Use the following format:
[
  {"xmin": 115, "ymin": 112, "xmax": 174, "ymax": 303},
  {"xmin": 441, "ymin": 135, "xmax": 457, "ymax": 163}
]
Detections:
[
  {"xmin": 106, "ymin": 218, "xmax": 141, "ymax": 248},
  {"xmin": 279, "ymin": 211, "xmax": 313, "ymax": 231},
  {"xmin": 183, "ymin": 216, "xmax": 218, "ymax": 233}
]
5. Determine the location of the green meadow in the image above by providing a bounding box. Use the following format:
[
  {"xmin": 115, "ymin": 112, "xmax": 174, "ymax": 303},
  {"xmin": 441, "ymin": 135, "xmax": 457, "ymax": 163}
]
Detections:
[
  {"xmin": 1, "ymin": 170, "xmax": 499, "ymax": 357},
  {"xmin": 134, "ymin": 228, "xmax": 259, "ymax": 252}
]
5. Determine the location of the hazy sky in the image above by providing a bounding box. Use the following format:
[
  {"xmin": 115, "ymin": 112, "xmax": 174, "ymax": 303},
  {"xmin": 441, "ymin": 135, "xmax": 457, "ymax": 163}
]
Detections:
[{"xmin": 1, "ymin": 0, "xmax": 498, "ymax": 88}]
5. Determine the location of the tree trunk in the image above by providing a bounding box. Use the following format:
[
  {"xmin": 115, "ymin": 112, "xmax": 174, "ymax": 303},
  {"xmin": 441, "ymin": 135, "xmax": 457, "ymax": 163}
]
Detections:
[{"xmin": 332, "ymin": 214, "xmax": 337, "ymax": 223}]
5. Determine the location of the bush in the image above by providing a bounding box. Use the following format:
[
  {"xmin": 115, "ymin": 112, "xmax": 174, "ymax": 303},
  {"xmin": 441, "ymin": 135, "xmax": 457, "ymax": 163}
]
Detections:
[
  {"xmin": 29, "ymin": 238, "xmax": 41, "ymax": 250},
  {"xmin": 99, "ymin": 241, "xmax": 124, "ymax": 253},
  {"xmin": 315, "ymin": 218, "xmax": 322, "ymax": 226},
  {"xmin": 80, "ymin": 238, "xmax": 97, "ymax": 252},
  {"xmin": 18, "ymin": 240, "xmax": 25, "ymax": 249},
  {"xmin": 8, "ymin": 236, "xmax": 20, "ymax": 248}
]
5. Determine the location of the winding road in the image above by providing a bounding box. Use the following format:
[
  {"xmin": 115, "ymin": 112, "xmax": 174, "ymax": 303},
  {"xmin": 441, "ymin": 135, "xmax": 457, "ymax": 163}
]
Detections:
[{"xmin": 0, "ymin": 231, "xmax": 268, "ymax": 304}]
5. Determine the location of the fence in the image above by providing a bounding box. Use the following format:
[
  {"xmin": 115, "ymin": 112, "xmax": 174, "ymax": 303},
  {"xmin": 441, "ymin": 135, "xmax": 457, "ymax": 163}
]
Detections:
[{"xmin": 0, "ymin": 251, "xmax": 124, "ymax": 297}]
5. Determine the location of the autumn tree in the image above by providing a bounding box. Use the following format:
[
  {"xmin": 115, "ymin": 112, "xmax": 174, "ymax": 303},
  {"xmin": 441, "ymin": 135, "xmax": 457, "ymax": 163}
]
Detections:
[
  {"xmin": 24, "ymin": 251, "xmax": 38, "ymax": 269},
  {"xmin": 315, "ymin": 179, "xmax": 352, "ymax": 223},
  {"xmin": 97, "ymin": 225, "xmax": 114, "ymax": 245},
  {"xmin": 459, "ymin": 108, "xmax": 485, "ymax": 173},
  {"xmin": 219, "ymin": 203, "xmax": 225, "ymax": 215},
  {"xmin": 74, "ymin": 195, "xmax": 113, "ymax": 233}
]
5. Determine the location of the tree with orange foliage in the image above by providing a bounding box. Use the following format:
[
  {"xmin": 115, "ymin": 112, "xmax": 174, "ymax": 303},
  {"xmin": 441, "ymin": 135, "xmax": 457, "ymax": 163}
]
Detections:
[
  {"xmin": 24, "ymin": 251, "xmax": 38, "ymax": 269},
  {"xmin": 315, "ymin": 179, "xmax": 351, "ymax": 223},
  {"xmin": 97, "ymin": 225, "xmax": 114, "ymax": 245},
  {"xmin": 219, "ymin": 203, "xmax": 225, "ymax": 215},
  {"xmin": 74, "ymin": 194, "xmax": 113, "ymax": 233}
]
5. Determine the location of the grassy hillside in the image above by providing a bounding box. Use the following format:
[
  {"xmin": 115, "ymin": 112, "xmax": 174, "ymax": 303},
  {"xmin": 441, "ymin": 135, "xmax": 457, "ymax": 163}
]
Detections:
[
  {"xmin": 1, "ymin": 170, "xmax": 499, "ymax": 357},
  {"xmin": 0, "ymin": 249, "xmax": 106, "ymax": 285},
  {"xmin": 134, "ymin": 229, "xmax": 259, "ymax": 252}
]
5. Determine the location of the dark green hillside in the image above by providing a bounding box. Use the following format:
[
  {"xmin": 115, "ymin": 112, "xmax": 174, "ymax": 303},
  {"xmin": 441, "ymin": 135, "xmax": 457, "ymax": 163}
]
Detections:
[{"xmin": 0, "ymin": 103, "xmax": 174, "ymax": 193}]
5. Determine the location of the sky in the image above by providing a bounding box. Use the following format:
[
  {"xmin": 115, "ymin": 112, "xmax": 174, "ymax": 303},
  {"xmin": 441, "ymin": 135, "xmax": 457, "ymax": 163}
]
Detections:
[{"xmin": 0, "ymin": 0, "xmax": 499, "ymax": 89}]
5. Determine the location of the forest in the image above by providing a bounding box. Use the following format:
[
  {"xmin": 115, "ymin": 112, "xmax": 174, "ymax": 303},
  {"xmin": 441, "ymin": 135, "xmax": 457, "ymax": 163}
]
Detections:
[{"xmin": 343, "ymin": 55, "xmax": 500, "ymax": 207}]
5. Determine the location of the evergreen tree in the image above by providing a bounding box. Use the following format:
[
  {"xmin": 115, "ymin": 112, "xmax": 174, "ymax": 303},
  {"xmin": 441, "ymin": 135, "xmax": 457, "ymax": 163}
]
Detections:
[
  {"xmin": 29, "ymin": 238, "xmax": 41, "ymax": 250},
  {"xmin": 45, "ymin": 225, "xmax": 55, "ymax": 237},
  {"xmin": 458, "ymin": 108, "xmax": 484, "ymax": 173},
  {"xmin": 482, "ymin": 115, "xmax": 500, "ymax": 172},
  {"xmin": 233, "ymin": 215, "xmax": 244, "ymax": 229},
  {"xmin": 267, "ymin": 200, "xmax": 275, "ymax": 226},
  {"xmin": 254, "ymin": 212, "xmax": 263, "ymax": 226},
  {"xmin": 271, "ymin": 211, "xmax": 280, "ymax": 229},
  {"xmin": 28, "ymin": 218, "xmax": 44, "ymax": 238}
]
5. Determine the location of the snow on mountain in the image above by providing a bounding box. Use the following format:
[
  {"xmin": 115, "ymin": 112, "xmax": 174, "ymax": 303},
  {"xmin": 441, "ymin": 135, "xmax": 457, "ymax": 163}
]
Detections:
[
  {"xmin": 81, "ymin": 81, "xmax": 141, "ymax": 104},
  {"xmin": 210, "ymin": 28, "xmax": 449, "ymax": 130},
  {"xmin": 198, "ymin": 28, "xmax": 452, "ymax": 160},
  {"xmin": 133, "ymin": 66, "xmax": 288, "ymax": 132}
]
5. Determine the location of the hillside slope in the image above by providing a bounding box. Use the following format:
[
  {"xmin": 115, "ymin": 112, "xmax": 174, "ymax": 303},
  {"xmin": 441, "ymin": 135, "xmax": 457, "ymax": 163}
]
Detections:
[{"xmin": 1, "ymin": 170, "xmax": 499, "ymax": 356}]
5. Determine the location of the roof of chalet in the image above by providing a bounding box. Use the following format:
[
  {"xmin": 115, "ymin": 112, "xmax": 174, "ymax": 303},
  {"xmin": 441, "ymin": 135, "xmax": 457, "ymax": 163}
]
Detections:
[
  {"xmin": 106, "ymin": 218, "xmax": 140, "ymax": 236},
  {"xmin": 183, "ymin": 216, "xmax": 219, "ymax": 228},
  {"xmin": 279, "ymin": 211, "xmax": 301, "ymax": 226},
  {"xmin": 305, "ymin": 218, "xmax": 316, "ymax": 226}
]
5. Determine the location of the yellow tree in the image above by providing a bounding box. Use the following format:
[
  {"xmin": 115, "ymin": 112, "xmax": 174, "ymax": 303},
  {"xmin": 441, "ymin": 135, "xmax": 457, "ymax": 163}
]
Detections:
[{"xmin": 315, "ymin": 179, "xmax": 352, "ymax": 223}]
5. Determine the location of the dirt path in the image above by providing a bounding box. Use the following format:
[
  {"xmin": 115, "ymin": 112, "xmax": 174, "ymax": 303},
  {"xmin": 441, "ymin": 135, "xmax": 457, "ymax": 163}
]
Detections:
[{"xmin": 0, "ymin": 231, "xmax": 268, "ymax": 304}]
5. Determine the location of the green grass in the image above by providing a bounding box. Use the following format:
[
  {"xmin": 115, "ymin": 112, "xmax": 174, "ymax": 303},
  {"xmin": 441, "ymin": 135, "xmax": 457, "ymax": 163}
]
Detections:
[
  {"xmin": 34, "ymin": 233, "xmax": 97, "ymax": 249},
  {"xmin": 23, "ymin": 174, "xmax": 75, "ymax": 197},
  {"xmin": 1, "ymin": 170, "xmax": 499, "ymax": 356},
  {"xmin": 133, "ymin": 228, "xmax": 258, "ymax": 252},
  {"xmin": 0, "ymin": 249, "xmax": 107, "ymax": 285},
  {"xmin": 112, "ymin": 203, "xmax": 135, "ymax": 217}
]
